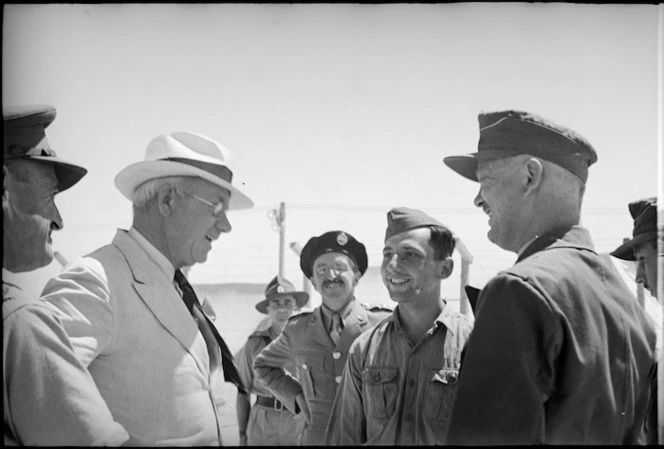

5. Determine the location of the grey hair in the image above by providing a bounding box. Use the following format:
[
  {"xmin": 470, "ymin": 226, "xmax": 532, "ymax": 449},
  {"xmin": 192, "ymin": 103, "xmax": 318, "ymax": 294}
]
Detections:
[{"xmin": 131, "ymin": 176, "xmax": 196, "ymax": 210}]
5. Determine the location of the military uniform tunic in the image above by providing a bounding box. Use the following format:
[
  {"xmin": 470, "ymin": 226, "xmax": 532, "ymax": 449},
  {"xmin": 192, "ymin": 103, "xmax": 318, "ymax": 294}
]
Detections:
[
  {"xmin": 325, "ymin": 304, "xmax": 473, "ymax": 445},
  {"xmin": 446, "ymin": 227, "xmax": 657, "ymax": 445},
  {"xmin": 253, "ymin": 299, "xmax": 391, "ymax": 446}
]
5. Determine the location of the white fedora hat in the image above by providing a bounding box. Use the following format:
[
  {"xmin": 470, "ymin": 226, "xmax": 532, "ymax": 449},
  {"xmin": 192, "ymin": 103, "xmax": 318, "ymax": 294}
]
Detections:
[{"xmin": 115, "ymin": 132, "xmax": 254, "ymax": 210}]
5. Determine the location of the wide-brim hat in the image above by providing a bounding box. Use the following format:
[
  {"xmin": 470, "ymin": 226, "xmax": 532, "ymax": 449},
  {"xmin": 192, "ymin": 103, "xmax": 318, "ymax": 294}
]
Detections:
[
  {"xmin": 611, "ymin": 197, "xmax": 658, "ymax": 261},
  {"xmin": 115, "ymin": 132, "xmax": 253, "ymax": 210},
  {"xmin": 443, "ymin": 110, "xmax": 597, "ymax": 183},
  {"xmin": 299, "ymin": 230, "xmax": 368, "ymax": 279},
  {"xmin": 4, "ymin": 104, "xmax": 87, "ymax": 192},
  {"xmin": 255, "ymin": 275, "xmax": 309, "ymax": 314}
]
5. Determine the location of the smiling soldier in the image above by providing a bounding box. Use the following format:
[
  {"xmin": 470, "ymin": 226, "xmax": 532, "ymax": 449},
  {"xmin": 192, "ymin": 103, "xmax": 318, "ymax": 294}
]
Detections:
[
  {"xmin": 324, "ymin": 207, "xmax": 473, "ymax": 445},
  {"xmin": 253, "ymin": 230, "xmax": 392, "ymax": 446}
]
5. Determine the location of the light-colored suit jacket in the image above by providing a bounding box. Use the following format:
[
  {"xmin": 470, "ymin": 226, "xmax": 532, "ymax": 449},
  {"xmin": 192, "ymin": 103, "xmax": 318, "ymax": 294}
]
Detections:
[{"xmin": 41, "ymin": 229, "xmax": 225, "ymax": 446}]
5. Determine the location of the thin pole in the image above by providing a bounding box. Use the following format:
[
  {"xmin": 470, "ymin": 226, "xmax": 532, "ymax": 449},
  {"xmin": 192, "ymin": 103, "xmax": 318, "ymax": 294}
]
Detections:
[{"xmin": 278, "ymin": 202, "xmax": 286, "ymax": 278}]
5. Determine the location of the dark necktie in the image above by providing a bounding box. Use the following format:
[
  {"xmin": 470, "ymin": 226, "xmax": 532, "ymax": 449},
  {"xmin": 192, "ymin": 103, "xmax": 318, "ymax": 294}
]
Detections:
[
  {"xmin": 329, "ymin": 313, "xmax": 343, "ymax": 346},
  {"xmin": 174, "ymin": 269, "xmax": 246, "ymax": 394}
]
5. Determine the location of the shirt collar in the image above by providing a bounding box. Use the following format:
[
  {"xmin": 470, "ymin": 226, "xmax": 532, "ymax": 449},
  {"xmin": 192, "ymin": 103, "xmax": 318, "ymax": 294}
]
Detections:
[
  {"xmin": 393, "ymin": 302, "xmax": 457, "ymax": 337},
  {"xmin": 128, "ymin": 227, "xmax": 176, "ymax": 281},
  {"xmin": 320, "ymin": 297, "xmax": 355, "ymax": 328}
]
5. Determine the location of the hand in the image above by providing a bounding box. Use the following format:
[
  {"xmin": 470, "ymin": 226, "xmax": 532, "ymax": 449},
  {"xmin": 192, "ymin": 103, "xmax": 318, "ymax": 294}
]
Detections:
[
  {"xmin": 239, "ymin": 434, "xmax": 247, "ymax": 446},
  {"xmin": 295, "ymin": 392, "xmax": 311, "ymax": 426}
]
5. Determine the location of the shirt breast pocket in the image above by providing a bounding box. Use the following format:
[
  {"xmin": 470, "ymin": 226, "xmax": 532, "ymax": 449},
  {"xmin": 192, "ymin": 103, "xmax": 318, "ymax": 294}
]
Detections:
[
  {"xmin": 425, "ymin": 367, "xmax": 459, "ymax": 421},
  {"xmin": 295, "ymin": 353, "xmax": 327, "ymax": 399},
  {"xmin": 363, "ymin": 367, "xmax": 399, "ymax": 420}
]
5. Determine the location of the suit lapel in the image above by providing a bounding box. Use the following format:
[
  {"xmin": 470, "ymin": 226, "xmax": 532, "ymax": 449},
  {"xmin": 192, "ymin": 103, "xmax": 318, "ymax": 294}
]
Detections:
[{"xmin": 112, "ymin": 231, "xmax": 210, "ymax": 377}]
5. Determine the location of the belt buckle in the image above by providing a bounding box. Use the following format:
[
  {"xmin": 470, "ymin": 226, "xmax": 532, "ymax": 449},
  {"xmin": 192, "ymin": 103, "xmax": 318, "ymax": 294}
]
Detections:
[{"xmin": 274, "ymin": 399, "xmax": 284, "ymax": 412}]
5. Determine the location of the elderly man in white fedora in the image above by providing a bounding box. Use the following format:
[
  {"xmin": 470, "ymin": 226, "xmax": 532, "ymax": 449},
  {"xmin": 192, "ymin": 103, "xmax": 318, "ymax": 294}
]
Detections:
[{"xmin": 40, "ymin": 132, "xmax": 253, "ymax": 445}]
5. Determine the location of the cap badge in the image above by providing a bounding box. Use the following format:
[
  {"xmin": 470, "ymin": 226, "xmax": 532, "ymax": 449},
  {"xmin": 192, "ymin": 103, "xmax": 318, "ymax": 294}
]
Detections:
[
  {"xmin": 336, "ymin": 232, "xmax": 348, "ymax": 246},
  {"xmin": 277, "ymin": 285, "xmax": 285, "ymax": 293}
]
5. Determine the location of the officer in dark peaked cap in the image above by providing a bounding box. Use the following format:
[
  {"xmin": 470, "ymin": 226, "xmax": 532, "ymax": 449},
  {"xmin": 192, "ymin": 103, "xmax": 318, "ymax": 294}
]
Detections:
[
  {"xmin": 443, "ymin": 109, "xmax": 656, "ymax": 445},
  {"xmin": 4, "ymin": 105, "xmax": 130, "ymax": 445},
  {"xmin": 254, "ymin": 230, "xmax": 392, "ymax": 446}
]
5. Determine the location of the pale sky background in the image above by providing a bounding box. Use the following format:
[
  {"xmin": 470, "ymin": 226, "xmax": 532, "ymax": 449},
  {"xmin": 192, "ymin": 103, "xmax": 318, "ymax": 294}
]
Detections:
[{"xmin": 4, "ymin": 3, "xmax": 663, "ymax": 302}]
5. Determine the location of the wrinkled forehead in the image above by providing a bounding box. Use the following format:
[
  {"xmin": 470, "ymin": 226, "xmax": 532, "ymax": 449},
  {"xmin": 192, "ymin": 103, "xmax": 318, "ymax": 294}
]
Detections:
[
  {"xmin": 476, "ymin": 156, "xmax": 523, "ymax": 178},
  {"xmin": 13, "ymin": 159, "xmax": 58, "ymax": 190}
]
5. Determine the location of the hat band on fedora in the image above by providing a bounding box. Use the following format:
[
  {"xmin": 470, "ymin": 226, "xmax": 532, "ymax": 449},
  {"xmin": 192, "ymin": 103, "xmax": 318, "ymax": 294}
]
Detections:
[{"xmin": 163, "ymin": 157, "xmax": 233, "ymax": 183}]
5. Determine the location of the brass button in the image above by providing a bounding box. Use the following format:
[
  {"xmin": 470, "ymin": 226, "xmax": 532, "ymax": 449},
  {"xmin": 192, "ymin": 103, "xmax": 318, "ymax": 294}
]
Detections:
[
  {"xmin": 333, "ymin": 352, "xmax": 341, "ymax": 360},
  {"xmin": 335, "ymin": 376, "xmax": 342, "ymax": 383},
  {"xmin": 302, "ymin": 363, "xmax": 308, "ymax": 370}
]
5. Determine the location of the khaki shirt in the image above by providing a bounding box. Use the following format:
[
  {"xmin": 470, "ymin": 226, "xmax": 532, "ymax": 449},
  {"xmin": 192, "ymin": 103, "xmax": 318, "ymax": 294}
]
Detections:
[
  {"xmin": 325, "ymin": 305, "xmax": 473, "ymax": 445},
  {"xmin": 253, "ymin": 299, "xmax": 391, "ymax": 446}
]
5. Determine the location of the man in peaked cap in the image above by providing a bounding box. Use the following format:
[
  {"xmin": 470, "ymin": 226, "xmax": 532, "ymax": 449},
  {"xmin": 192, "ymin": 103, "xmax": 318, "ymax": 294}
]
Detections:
[
  {"xmin": 235, "ymin": 276, "xmax": 308, "ymax": 446},
  {"xmin": 3, "ymin": 105, "xmax": 130, "ymax": 445},
  {"xmin": 443, "ymin": 110, "xmax": 657, "ymax": 445},
  {"xmin": 40, "ymin": 131, "xmax": 253, "ymax": 445},
  {"xmin": 253, "ymin": 230, "xmax": 392, "ymax": 446},
  {"xmin": 325, "ymin": 207, "xmax": 473, "ymax": 445}
]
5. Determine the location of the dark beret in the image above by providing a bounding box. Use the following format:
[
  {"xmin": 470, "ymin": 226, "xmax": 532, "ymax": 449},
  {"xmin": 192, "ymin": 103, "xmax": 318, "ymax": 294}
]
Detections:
[
  {"xmin": 611, "ymin": 197, "xmax": 658, "ymax": 261},
  {"xmin": 385, "ymin": 207, "xmax": 446, "ymax": 242},
  {"xmin": 300, "ymin": 230, "xmax": 368, "ymax": 279},
  {"xmin": 443, "ymin": 110, "xmax": 598, "ymax": 183},
  {"xmin": 4, "ymin": 104, "xmax": 87, "ymax": 192}
]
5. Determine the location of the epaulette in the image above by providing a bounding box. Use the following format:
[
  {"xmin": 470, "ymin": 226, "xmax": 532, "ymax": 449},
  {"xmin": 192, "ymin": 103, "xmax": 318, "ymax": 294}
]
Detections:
[{"xmin": 361, "ymin": 302, "xmax": 394, "ymax": 313}]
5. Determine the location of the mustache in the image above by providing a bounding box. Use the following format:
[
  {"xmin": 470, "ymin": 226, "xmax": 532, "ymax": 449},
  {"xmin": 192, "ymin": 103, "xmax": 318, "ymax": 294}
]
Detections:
[{"xmin": 322, "ymin": 277, "xmax": 345, "ymax": 287}]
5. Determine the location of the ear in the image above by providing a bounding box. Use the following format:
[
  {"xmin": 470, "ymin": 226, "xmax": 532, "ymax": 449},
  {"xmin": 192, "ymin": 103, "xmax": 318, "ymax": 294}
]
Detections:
[
  {"xmin": 352, "ymin": 271, "xmax": 361, "ymax": 287},
  {"xmin": 156, "ymin": 185, "xmax": 176, "ymax": 216},
  {"xmin": 524, "ymin": 157, "xmax": 543, "ymax": 191},
  {"xmin": 438, "ymin": 258, "xmax": 454, "ymax": 280}
]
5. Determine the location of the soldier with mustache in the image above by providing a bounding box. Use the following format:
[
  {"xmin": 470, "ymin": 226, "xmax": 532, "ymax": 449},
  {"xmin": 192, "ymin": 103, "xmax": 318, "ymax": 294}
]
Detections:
[{"xmin": 253, "ymin": 230, "xmax": 392, "ymax": 446}]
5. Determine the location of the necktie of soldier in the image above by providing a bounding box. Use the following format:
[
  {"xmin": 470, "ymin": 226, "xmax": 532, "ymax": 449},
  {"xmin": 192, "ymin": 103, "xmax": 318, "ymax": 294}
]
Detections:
[
  {"xmin": 330, "ymin": 313, "xmax": 343, "ymax": 346},
  {"xmin": 174, "ymin": 269, "xmax": 246, "ymax": 394}
]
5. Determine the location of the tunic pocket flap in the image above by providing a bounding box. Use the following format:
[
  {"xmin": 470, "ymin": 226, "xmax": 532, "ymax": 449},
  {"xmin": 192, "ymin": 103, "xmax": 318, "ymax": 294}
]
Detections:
[{"xmin": 365, "ymin": 367, "xmax": 398, "ymax": 385}]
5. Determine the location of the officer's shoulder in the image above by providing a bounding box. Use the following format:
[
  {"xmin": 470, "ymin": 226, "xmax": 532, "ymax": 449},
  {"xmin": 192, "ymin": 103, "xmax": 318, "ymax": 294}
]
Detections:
[
  {"xmin": 361, "ymin": 302, "xmax": 394, "ymax": 314},
  {"xmin": 287, "ymin": 308, "xmax": 314, "ymax": 323}
]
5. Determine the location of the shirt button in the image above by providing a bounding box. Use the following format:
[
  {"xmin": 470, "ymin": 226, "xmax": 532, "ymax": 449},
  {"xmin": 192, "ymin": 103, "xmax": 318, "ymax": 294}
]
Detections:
[
  {"xmin": 335, "ymin": 376, "xmax": 342, "ymax": 383},
  {"xmin": 333, "ymin": 352, "xmax": 341, "ymax": 359},
  {"xmin": 302, "ymin": 363, "xmax": 308, "ymax": 370},
  {"xmin": 409, "ymin": 378, "xmax": 416, "ymax": 388},
  {"xmin": 372, "ymin": 373, "xmax": 381, "ymax": 382}
]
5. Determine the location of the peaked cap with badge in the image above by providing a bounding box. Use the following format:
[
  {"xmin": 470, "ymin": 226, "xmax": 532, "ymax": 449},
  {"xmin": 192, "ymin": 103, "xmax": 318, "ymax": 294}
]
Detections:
[
  {"xmin": 255, "ymin": 275, "xmax": 309, "ymax": 314},
  {"xmin": 385, "ymin": 206, "xmax": 452, "ymax": 242},
  {"xmin": 4, "ymin": 104, "xmax": 88, "ymax": 192},
  {"xmin": 115, "ymin": 131, "xmax": 253, "ymax": 210},
  {"xmin": 443, "ymin": 109, "xmax": 598, "ymax": 183},
  {"xmin": 300, "ymin": 230, "xmax": 368, "ymax": 279},
  {"xmin": 611, "ymin": 196, "xmax": 659, "ymax": 261}
]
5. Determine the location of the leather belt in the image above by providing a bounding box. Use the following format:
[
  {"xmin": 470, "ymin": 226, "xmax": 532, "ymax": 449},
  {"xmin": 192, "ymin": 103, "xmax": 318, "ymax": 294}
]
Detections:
[{"xmin": 255, "ymin": 395, "xmax": 284, "ymax": 411}]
